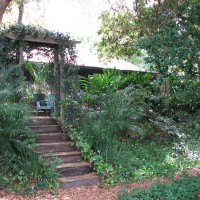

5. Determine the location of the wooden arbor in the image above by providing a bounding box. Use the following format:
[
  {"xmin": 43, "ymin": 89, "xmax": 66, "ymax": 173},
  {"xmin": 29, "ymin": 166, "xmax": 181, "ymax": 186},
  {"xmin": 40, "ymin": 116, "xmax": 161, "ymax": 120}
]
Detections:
[{"xmin": 4, "ymin": 31, "xmax": 80, "ymax": 127}]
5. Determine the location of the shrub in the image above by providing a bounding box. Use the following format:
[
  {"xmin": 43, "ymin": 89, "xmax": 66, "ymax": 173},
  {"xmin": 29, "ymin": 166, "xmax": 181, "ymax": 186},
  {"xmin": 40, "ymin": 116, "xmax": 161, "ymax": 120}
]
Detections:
[
  {"xmin": 0, "ymin": 68, "xmax": 59, "ymax": 196},
  {"xmin": 81, "ymin": 70, "xmax": 154, "ymax": 107}
]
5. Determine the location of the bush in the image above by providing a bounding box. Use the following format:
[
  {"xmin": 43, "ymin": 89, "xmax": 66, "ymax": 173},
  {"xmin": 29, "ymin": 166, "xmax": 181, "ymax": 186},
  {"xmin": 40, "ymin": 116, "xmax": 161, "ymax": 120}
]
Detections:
[
  {"xmin": 80, "ymin": 85, "xmax": 148, "ymax": 150},
  {"xmin": 76, "ymin": 71, "xmax": 199, "ymax": 185},
  {"xmin": 0, "ymin": 68, "xmax": 59, "ymax": 196},
  {"xmin": 117, "ymin": 175, "xmax": 200, "ymax": 200}
]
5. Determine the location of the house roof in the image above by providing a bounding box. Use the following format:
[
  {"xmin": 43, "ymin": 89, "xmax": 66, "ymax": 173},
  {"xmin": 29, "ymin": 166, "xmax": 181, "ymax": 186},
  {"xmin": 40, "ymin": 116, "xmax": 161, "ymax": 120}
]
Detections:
[{"xmin": 76, "ymin": 44, "xmax": 147, "ymax": 72}]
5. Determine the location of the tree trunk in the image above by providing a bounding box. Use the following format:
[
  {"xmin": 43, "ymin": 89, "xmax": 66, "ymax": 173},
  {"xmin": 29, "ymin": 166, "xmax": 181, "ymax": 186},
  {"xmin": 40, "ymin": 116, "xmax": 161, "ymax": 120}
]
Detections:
[
  {"xmin": 18, "ymin": 0, "xmax": 25, "ymax": 24},
  {"xmin": 0, "ymin": 0, "xmax": 12, "ymax": 23},
  {"xmin": 18, "ymin": 0, "xmax": 25, "ymax": 74}
]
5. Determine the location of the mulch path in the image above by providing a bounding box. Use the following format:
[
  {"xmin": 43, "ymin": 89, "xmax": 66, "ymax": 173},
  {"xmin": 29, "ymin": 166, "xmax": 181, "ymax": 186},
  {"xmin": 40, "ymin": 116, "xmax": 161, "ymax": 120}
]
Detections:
[{"xmin": 0, "ymin": 166, "xmax": 199, "ymax": 200}]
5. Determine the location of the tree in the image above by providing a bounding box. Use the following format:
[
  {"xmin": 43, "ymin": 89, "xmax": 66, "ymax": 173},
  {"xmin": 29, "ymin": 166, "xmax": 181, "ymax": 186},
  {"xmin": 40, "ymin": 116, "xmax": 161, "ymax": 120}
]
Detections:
[
  {"xmin": 96, "ymin": 0, "xmax": 187, "ymax": 59},
  {"xmin": 96, "ymin": 0, "xmax": 200, "ymax": 77},
  {"xmin": 138, "ymin": 0, "xmax": 200, "ymax": 78},
  {"xmin": 0, "ymin": 0, "xmax": 13, "ymax": 22}
]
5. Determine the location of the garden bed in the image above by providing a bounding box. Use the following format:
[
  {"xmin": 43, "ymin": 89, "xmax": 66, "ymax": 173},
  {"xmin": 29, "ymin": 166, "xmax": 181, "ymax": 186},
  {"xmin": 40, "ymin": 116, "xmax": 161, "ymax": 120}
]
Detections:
[{"xmin": 0, "ymin": 166, "xmax": 199, "ymax": 200}]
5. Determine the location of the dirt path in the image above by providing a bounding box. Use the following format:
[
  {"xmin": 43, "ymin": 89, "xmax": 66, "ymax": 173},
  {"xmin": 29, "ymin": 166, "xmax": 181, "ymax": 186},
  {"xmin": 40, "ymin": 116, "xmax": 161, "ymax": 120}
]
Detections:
[{"xmin": 0, "ymin": 166, "xmax": 199, "ymax": 200}]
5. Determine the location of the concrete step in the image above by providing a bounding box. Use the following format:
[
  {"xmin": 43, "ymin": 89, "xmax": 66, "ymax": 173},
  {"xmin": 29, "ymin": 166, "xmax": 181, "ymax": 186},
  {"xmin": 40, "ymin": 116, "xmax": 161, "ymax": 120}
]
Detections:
[
  {"xmin": 30, "ymin": 125, "xmax": 60, "ymax": 133},
  {"xmin": 41, "ymin": 151, "xmax": 82, "ymax": 163},
  {"xmin": 36, "ymin": 133, "xmax": 63, "ymax": 143},
  {"xmin": 35, "ymin": 142, "xmax": 74, "ymax": 153},
  {"xmin": 57, "ymin": 162, "xmax": 92, "ymax": 176},
  {"xmin": 59, "ymin": 173, "xmax": 99, "ymax": 188}
]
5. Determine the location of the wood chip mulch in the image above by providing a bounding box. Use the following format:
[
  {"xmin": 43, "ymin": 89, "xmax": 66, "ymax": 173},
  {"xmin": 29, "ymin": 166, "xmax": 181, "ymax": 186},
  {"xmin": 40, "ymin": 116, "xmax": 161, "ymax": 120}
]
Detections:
[{"xmin": 0, "ymin": 166, "xmax": 199, "ymax": 200}]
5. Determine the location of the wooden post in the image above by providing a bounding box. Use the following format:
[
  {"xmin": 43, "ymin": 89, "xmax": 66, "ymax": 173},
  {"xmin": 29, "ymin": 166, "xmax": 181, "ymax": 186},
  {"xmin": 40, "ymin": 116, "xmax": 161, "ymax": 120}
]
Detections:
[
  {"xmin": 59, "ymin": 45, "xmax": 65, "ymax": 127},
  {"xmin": 166, "ymin": 78, "xmax": 170, "ymax": 97},
  {"xmin": 18, "ymin": 42, "xmax": 24, "ymax": 75},
  {"xmin": 53, "ymin": 48, "xmax": 59, "ymax": 117}
]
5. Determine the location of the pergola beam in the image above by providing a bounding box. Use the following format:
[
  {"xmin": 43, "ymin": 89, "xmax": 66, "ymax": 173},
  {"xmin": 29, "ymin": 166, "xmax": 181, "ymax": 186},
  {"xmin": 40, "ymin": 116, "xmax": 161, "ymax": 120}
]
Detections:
[{"xmin": 4, "ymin": 32, "xmax": 80, "ymax": 47}]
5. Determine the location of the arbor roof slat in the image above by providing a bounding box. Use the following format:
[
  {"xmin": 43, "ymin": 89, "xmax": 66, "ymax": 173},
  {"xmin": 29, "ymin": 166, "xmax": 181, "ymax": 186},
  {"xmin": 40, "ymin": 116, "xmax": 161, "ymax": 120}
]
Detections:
[{"xmin": 4, "ymin": 32, "xmax": 80, "ymax": 47}]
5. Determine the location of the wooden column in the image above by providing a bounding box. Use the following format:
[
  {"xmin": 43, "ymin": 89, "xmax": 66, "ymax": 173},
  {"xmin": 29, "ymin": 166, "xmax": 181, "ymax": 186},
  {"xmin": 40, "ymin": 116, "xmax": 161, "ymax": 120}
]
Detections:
[
  {"xmin": 59, "ymin": 45, "xmax": 65, "ymax": 127},
  {"xmin": 19, "ymin": 42, "xmax": 24, "ymax": 75},
  {"xmin": 54, "ymin": 48, "xmax": 59, "ymax": 117}
]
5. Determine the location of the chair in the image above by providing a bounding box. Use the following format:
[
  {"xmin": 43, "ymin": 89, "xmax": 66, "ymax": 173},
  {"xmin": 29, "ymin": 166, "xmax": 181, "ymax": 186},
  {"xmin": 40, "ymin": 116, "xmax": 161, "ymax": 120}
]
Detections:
[
  {"xmin": 36, "ymin": 94, "xmax": 54, "ymax": 115},
  {"xmin": 33, "ymin": 93, "xmax": 45, "ymax": 102}
]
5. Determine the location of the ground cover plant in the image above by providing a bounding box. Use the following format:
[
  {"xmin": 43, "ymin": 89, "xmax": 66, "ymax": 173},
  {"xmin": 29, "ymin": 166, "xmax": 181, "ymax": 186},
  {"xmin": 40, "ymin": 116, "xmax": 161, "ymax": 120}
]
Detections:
[{"xmin": 117, "ymin": 175, "xmax": 200, "ymax": 200}]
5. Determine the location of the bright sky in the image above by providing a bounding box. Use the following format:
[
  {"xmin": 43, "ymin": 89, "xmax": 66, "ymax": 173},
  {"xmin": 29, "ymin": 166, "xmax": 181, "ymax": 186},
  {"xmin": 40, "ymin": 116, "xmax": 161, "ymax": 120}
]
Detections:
[
  {"xmin": 4, "ymin": 0, "xmax": 134, "ymax": 39},
  {"xmin": 45, "ymin": 0, "xmax": 108, "ymax": 38}
]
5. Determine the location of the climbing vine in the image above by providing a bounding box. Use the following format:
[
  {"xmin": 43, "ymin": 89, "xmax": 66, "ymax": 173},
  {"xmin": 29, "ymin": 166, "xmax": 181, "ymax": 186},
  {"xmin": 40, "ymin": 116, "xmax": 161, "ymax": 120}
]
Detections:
[{"xmin": 0, "ymin": 23, "xmax": 77, "ymax": 66}]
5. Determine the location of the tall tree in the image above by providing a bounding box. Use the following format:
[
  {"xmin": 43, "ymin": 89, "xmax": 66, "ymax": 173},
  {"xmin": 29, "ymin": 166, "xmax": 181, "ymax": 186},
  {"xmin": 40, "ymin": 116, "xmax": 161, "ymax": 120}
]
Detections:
[
  {"xmin": 96, "ymin": 0, "xmax": 200, "ymax": 78},
  {"xmin": 0, "ymin": 0, "xmax": 13, "ymax": 22}
]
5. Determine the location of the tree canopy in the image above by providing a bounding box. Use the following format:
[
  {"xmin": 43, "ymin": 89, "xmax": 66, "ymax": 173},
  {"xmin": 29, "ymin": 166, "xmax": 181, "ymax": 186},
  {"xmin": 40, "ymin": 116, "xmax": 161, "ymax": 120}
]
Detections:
[{"xmin": 96, "ymin": 0, "xmax": 200, "ymax": 77}]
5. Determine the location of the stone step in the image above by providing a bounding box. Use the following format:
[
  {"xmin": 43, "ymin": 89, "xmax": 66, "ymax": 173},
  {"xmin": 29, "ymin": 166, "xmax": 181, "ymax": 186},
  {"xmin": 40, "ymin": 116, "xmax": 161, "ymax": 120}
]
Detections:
[
  {"xmin": 30, "ymin": 125, "xmax": 60, "ymax": 133},
  {"xmin": 41, "ymin": 151, "xmax": 82, "ymax": 163},
  {"xmin": 59, "ymin": 174, "xmax": 100, "ymax": 188},
  {"xmin": 36, "ymin": 133, "xmax": 63, "ymax": 143},
  {"xmin": 29, "ymin": 117, "xmax": 56, "ymax": 125},
  {"xmin": 57, "ymin": 162, "xmax": 92, "ymax": 176},
  {"xmin": 35, "ymin": 142, "xmax": 74, "ymax": 153}
]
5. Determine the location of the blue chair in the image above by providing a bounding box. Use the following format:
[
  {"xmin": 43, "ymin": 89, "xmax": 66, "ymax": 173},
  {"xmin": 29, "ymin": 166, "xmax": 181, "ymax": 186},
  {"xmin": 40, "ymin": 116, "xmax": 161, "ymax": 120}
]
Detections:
[
  {"xmin": 33, "ymin": 93, "xmax": 45, "ymax": 102},
  {"xmin": 36, "ymin": 94, "xmax": 54, "ymax": 115}
]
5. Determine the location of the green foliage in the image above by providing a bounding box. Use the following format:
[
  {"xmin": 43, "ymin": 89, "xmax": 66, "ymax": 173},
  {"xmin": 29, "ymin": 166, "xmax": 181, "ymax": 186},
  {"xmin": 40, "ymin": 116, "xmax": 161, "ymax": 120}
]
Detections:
[
  {"xmin": 81, "ymin": 70, "xmax": 153, "ymax": 107},
  {"xmin": 170, "ymin": 78, "xmax": 200, "ymax": 113},
  {"xmin": 23, "ymin": 61, "xmax": 54, "ymax": 95},
  {"xmin": 0, "ymin": 145, "xmax": 60, "ymax": 195},
  {"xmin": 0, "ymin": 68, "xmax": 59, "ymax": 196},
  {"xmin": 73, "ymin": 70, "xmax": 200, "ymax": 186},
  {"xmin": 71, "ymin": 126, "xmax": 198, "ymax": 186},
  {"xmin": 70, "ymin": 129, "xmax": 117, "ymax": 185},
  {"xmin": 95, "ymin": 11, "xmax": 139, "ymax": 59},
  {"xmin": 81, "ymin": 70, "xmax": 134, "ymax": 93},
  {"xmin": 0, "ymin": 68, "xmax": 34, "ymax": 153},
  {"xmin": 0, "ymin": 23, "xmax": 76, "ymax": 67},
  {"xmin": 117, "ymin": 175, "xmax": 200, "ymax": 200},
  {"xmin": 96, "ymin": 0, "xmax": 200, "ymax": 77},
  {"xmin": 138, "ymin": 0, "xmax": 200, "ymax": 77},
  {"xmin": 80, "ymin": 85, "xmax": 148, "ymax": 144},
  {"xmin": 61, "ymin": 67, "xmax": 83, "ymax": 127}
]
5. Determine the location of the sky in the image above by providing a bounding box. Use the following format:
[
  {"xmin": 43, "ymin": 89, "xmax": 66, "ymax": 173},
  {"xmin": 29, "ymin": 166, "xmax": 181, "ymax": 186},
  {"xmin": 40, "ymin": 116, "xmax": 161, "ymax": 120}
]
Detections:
[{"xmin": 45, "ymin": 0, "xmax": 109, "ymax": 39}]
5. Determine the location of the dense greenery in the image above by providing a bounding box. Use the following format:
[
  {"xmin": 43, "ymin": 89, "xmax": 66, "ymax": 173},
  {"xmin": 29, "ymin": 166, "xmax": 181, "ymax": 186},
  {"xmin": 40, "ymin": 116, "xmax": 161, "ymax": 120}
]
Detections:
[
  {"xmin": 0, "ymin": 8, "xmax": 199, "ymax": 197},
  {"xmin": 117, "ymin": 175, "xmax": 200, "ymax": 200},
  {"xmin": 0, "ymin": 68, "xmax": 59, "ymax": 196},
  {"xmin": 96, "ymin": 0, "xmax": 200, "ymax": 77},
  {"xmin": 0, "ymin": 23, "xmax": 76, "ymax": 67},
  {"xmin": 68, "ymin": 70, "xmax": 200, "ymax": 186}
]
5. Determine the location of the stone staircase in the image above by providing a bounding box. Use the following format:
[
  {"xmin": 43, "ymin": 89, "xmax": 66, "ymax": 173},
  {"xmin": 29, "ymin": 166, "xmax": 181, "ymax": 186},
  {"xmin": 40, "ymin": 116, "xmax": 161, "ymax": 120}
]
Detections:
[{"xmin": 29, "ymin": 116, "xmax": 99, "ymax": 188}]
